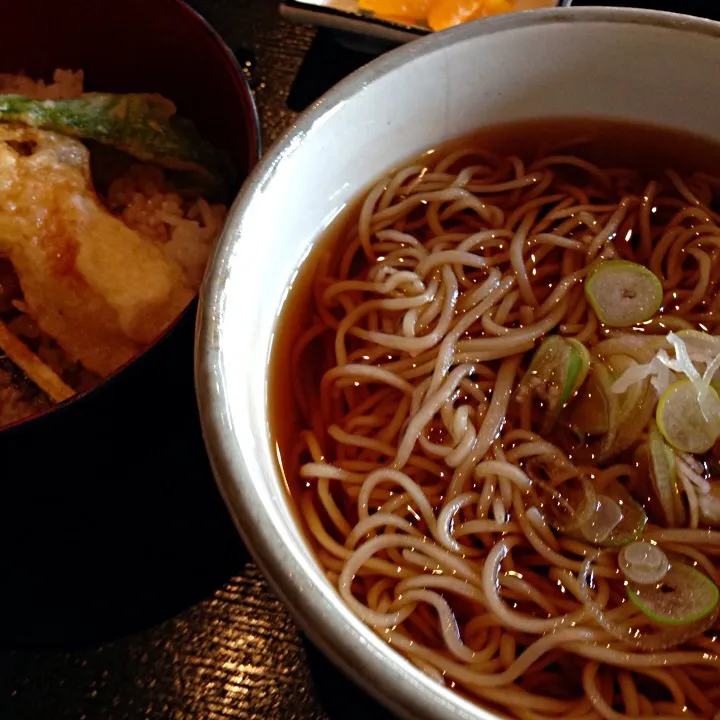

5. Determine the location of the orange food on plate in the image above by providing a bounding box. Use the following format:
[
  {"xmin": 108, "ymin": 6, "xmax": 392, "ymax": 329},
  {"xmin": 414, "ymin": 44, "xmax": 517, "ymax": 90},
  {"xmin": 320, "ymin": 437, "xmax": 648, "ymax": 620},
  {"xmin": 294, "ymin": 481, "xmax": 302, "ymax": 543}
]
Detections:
[
  {"xmin": 359, "ymin": 0, "xmax": 554, "ymax": 30},
  {"xmin": 428, "ymin": 0, "xmax": 512, "ymax": 29},
  {"xmin": 357, "ymin": 0, "xmax": 433, "ymax": 23}
]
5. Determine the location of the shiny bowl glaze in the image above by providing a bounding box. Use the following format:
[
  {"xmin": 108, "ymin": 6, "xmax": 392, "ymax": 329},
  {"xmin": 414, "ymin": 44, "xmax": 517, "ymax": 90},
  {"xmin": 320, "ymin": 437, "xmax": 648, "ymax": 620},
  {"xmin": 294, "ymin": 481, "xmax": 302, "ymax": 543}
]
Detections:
[{"xmin": 197, "ymin": 8, "xmax": 720, "ymax": 720}]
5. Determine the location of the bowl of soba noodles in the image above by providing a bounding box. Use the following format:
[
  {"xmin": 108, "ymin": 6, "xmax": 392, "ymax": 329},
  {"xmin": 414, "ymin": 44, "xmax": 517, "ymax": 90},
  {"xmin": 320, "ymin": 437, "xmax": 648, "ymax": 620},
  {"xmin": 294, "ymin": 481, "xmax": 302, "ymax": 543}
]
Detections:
[{"xmin": 197, "ymin": 7, "xmax": 720, "ymax": 720}]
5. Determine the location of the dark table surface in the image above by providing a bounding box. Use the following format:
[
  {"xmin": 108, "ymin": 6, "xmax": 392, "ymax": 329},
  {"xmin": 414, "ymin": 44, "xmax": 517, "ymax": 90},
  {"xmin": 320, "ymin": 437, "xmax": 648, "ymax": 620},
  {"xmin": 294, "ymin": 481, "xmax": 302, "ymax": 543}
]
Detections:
[{"xmin": 2, "ymin": 1, "xmax": 719, "ymax": 719}]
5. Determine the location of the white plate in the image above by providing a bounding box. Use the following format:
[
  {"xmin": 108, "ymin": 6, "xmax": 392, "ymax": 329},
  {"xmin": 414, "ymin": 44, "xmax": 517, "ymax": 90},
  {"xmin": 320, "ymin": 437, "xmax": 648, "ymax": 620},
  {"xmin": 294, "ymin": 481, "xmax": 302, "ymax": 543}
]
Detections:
[{"xmin": 280, "ymin": 0, "xmax": 573, "ymax": 45}]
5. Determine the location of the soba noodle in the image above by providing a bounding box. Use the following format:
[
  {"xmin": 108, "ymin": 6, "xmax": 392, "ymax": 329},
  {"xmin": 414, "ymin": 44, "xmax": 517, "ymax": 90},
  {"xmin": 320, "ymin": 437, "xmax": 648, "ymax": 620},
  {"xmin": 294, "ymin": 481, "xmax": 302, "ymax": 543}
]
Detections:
[{"xmin": 275, "ymin": 121, "xmax": 720, "ymax": 719}]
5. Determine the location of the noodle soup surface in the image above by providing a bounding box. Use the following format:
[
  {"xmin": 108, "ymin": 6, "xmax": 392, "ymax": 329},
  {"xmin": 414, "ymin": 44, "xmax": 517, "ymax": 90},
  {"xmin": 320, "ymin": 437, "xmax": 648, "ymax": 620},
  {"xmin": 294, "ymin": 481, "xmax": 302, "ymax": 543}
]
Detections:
[{"xmin": 270, "ymin": 118, "xmax": 720, "ymax": 719}]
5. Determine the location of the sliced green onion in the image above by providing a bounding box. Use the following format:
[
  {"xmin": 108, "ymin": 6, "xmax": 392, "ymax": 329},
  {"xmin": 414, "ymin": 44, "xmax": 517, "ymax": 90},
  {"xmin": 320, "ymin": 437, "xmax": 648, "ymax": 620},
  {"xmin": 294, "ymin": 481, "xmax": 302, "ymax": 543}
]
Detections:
[
  {"xmin": 626, "ymin": 563, "xmax": 719, "ymax": 625},
  {"xmin": 657, "ymin": 379, "xmax": 720, "ymax": 454},
  {"xmin": 566, "ymin": 361, "xmax": 654, "ymax": 463},
  {"xmin": 607, "ymin": 354, "xmax": 651, "ymax": 429},
  {"xmin": 526, "ymin": 466, "xmax": 598, "ymax": 535},
  {"xmin": 569, "ymin": 361, "xmax": 616, "ymax": 438},
  {"xmin": 612, "ymin": 382, "xmax": 657, "ymax": 457},
  {"xmin": 578, "ymin": 494, "xmax": 623, "ymax": 544},
  {"xmin": 619, "ymin": 541, "xmax": 670, "ymax": 585},
  {"xmin": 648, "ymin": 422, "xmax": 685, "ymax": 528},
  {"xmin": 566, "ymin": 338, "xmax": 592, "ymax": 377},
  {"xmin": 517, "ymin": 336, "xmax": 590, "ymax": 431},
  {"xmin": 599, "ymin": 481, "xmax": 647, "ymax": 547},
  {"xmin": 585, "ymin": 260, "xmax": 663, "ymax": 328},
  {"xmin": 566, "ymin": 478, "xmax": 646, "ymax": 547}
]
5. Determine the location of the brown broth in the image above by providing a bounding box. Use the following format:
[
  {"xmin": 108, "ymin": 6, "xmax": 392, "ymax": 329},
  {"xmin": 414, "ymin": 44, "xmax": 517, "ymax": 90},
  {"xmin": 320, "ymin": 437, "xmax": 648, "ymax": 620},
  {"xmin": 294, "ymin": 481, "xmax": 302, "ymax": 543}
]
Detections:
[{"xmin": 268, "ymin": 116, "xmax": 720, "ymax": 509}]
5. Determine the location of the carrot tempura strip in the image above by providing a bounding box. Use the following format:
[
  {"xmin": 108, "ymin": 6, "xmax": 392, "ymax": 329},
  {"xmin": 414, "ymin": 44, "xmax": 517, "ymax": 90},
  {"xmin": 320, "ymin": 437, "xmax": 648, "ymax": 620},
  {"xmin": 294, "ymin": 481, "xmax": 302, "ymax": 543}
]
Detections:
[{"xmin": 0, "ymin": 318, "xmax": 74, "ymax": 403}]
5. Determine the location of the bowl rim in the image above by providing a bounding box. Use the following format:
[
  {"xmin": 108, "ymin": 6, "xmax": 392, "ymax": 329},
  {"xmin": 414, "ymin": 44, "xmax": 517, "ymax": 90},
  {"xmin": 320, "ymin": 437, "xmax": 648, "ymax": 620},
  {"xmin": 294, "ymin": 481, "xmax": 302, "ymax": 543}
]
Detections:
[
  {"xmin": 0, "ymin": 0, "xmax": 261, "ymax": 435},
  {"xmin": 196, "ymin": 7, "xmax": 720, "ymax": 720}
]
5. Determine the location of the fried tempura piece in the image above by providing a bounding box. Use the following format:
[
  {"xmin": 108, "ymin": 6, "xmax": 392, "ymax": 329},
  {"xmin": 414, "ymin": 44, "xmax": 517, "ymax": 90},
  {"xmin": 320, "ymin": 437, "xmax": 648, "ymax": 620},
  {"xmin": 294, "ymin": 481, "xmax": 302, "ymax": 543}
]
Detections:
[
  {"xmin": 0, "ymin": 92, "xmax": 231, "ymax": 186},
  {"xmin": 0, "ymin": 126, "xmax": 193, "ymax": 376}
]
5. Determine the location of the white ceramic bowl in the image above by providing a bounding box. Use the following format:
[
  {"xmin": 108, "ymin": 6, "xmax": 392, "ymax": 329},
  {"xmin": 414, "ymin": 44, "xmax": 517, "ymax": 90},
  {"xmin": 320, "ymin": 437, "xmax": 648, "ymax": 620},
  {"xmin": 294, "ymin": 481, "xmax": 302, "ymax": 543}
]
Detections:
[{"xmin": 196, "ymin": 8, "xmax": 720, "ymax": 719}]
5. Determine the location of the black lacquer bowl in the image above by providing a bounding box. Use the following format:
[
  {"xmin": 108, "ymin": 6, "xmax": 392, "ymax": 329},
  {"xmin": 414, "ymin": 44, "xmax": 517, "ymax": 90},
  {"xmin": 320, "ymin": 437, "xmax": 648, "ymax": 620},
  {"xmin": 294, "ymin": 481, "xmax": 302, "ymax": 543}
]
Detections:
[{"xmin": 0, "ymin": 0, "xmax": 259, "ymax": 646}]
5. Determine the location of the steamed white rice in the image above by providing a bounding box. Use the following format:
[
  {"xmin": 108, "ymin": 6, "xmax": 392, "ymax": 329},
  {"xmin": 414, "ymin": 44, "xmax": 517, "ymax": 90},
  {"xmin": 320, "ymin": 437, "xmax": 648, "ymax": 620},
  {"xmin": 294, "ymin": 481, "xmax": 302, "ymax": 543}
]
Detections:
[{"xmin": 0, "ymin": 68, "xmax": 84, "ymax": 98}]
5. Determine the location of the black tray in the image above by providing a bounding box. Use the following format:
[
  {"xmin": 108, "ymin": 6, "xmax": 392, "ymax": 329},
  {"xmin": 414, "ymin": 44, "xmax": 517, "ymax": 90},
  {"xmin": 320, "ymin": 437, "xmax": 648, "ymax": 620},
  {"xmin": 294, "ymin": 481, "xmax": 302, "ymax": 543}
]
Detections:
[{"xmin": 2, "ymin": 1, "xmax": 718, "ymax": 719}]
